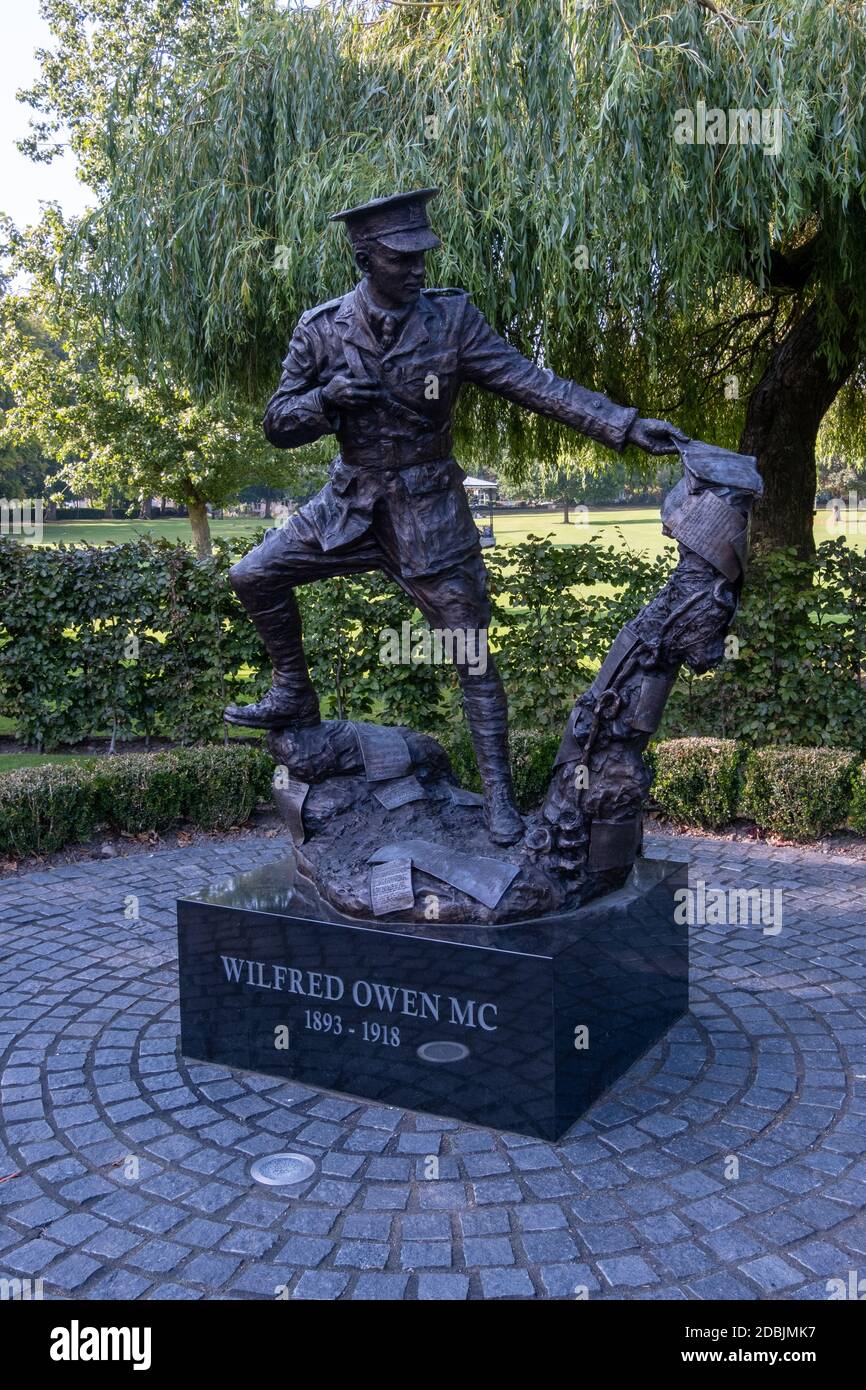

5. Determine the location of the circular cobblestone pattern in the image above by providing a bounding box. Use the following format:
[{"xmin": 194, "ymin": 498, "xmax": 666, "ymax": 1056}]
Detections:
[{"xmin": 1, "ymin": 831, "xmax": 865, "ymax": 1300}]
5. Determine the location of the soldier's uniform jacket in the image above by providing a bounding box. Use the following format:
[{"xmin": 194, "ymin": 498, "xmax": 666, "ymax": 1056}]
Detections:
[{"xmin": 263, "ymin": 282, "xmax": 637, "ymax": 579}]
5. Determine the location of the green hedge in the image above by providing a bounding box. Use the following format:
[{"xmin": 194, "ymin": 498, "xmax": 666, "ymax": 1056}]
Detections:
[
  {"xmin": 92, "ymin": 752, "xmax": 186, "ymax": 832},
  {"xmin": 738, "ymin": 746, "xmax": 860, "ymax": 841},
  {"xmin": 3, "ymin": 734, "xmax": 866, "ymax": 861},
  {"xmin": 172, "ymin": 745, "xmax": 272, "ymax": 829},
  {"xmin": 0, "ymin": 535, "xmax": 271, "ymax": 749},
  {"xmin": 0, "ymin": 745, "xmax": 272, "ymax": 858},
  {"xmin": 648, "ymin": 738, "xmax": 743, "ymax": 830},
  {"xmin": 661, "ymin": 541, "xmax": 866, "ymax": 750},
  {"xmin": 448, "ymin": 731, "xmax": 865, "ymax": 838},
  {"xmin": 5, "ymin": 533, "xmax": 866, "ymax": 755},
  {"xmin": 649, "ymin": 738, "xmax": 861, "ymax": 840},
  {"xmin": 850, "ymin": 763, "xmax": 866, "ymax": 836},
  {"xmin": 0, "ymin": 762, "xmax": 99, "ymax": 857},
  {"xmin": 0, "ymin": 532, "xmax": 662, "ymax": 750},
  {"xmin": 91, "ymin": 745, "xmax": 272, "ymax": 833}
]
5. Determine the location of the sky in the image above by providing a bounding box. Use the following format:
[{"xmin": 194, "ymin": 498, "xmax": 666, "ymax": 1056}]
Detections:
[{"xmin": 0, "ymin": 1, "xmax": 90, "ymax": 230}]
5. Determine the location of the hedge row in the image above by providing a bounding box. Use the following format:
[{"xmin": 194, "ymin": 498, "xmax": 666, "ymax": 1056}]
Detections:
[
  {"xmin": 6, "ymin": 533, "xmax": 866, "ymax": 754},
  {"xmin": 441, "ymin": 726, "xmax": 561, "ymax": 812},
  {"xmin": 0, "ymin": 532, "xmax": 665, "ymax": 750},
  {"xmin": 0, "ymin": 733, "xmax": 561, "ymax": 859},
  {"xmin": 0, "ymin": 745, "xmax": 271, "ymax": 858},
  {"xmin": 447, "ymin": 732, "xmax": 866, "ymax": 840},
  {"xmin": 0, "ymin": 535, "xmax": 267, "ymax": 749},
  {"xmin": 2, "ymin": 736, "xmax": 865, "ymax": 861},
  {"xmin": 649, "ymin": 739, "xmax": 863, "ymax": 840}
]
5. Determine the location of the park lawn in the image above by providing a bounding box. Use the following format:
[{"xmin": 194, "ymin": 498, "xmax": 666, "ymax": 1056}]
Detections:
[
  {"xmin": 19, "ymin": 507, "xmax": 865, "ymax": 560},
  {"xmin": 489, "ymin": 507, "xmax": 866, "ymax": 560},
  {"xmin": 22, "ymin": 516, "xmax": 272, "ymax": 548},
  {"xmin": 10, "ymin": 508, "xmax": 672, "ymax": 557},
  {"xmin": 489, "ymin": 508, "xmax": 676, "ymax": 563},
  {"xmin": 0, "ymin": 752, "xmax": 92, "ymax": 774}
]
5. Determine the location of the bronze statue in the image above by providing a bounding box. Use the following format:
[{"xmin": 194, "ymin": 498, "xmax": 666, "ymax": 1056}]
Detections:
[
  {"xmin": 225, "ymin": 188, "xmax": 685, "ymax": 846},
  {"xmin": 261, "ymin": 434, "xmax": 762, "ymax": 925}
]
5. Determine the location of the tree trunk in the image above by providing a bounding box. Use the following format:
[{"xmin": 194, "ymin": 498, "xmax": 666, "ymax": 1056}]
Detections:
[
  {"xmin": 139, "ymin": 496, "xmax": 153, "ymax": 519},
  {"xmin": 264, "ymin": 494, "xmax": 272, "ymax": 518},
  {"xmin": 562, "ymin": 496, "xmax": 570, "ymax": 524},
  {"xmin": 46, "ymin": 499, "xmax": 57, "ymax": 521},
  {"xmin": 742, "ymin": 302, "xmax": 858, "ymax": 556},
  {"xmin": 187, "ymin": 500, "xmax": 212, "ymax": 557}
]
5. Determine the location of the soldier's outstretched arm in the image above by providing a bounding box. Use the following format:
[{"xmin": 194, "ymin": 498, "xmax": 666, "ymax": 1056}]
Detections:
[
  {"xmin": 262, "ymin": 319, "xmax": 341, "ymax": 449},
  {"xmin": 457, "ymin": 298, "xmax": 639, "ymax": 452}
]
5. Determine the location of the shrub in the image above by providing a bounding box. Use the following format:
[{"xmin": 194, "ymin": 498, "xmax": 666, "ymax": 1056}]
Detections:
[
  {"xmin": 92, "ymin": 751, "xmax": 188, "ymax": 832},
  {"xmin": 439, "ymin": 725, "xmax": 480, "ymax": 793},
  {"xmin": 91, "ymin": 745, "xmax": 272, "ymax": 833},
  {"xmin": 739, "ymin": 745, "xmax": 858, "ymax": 839},
  {"xmin": 0, "ymin": 762, "xmax": 98, "ymax": 857},
  {"xmin": 0, "ymin": 744, "xmax": 273, "ymax": 857},
  {"xmin": 0, "ymin": 532, "xmax": 672, "ymax": 750},
  {"xmin": 167, "ymin": 744, "xmax": 272, "ymax": 829},
  {"xmin": 510, "ymin": 729, "xmax": 560, "ymax": 810},
  {"xmin": 849, "ymin": 762, "xmax": 866, "ymax": 835},
  {"xmin": 0, "ymin": 534, "xmax": 270, "ymax": 749},
  {"xmin": 5, "ymin": 532, "xmax": 866, "ymax": 755},
  {"xmin": 488, "ymin": 536, "xmax": 675, "ymax": 734},
  {"xmin": 662, "ymin": 542, "xmax": 866, "ymax": 750},
  {"xmin": 649, "ymin": 738, "xmax": 743, "ymax": 829}
]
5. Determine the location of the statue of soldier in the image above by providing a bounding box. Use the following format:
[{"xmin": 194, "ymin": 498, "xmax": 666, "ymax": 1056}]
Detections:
[{"xmin": 225, "ymin": 188, "xmax": 683, "ymax": 846}]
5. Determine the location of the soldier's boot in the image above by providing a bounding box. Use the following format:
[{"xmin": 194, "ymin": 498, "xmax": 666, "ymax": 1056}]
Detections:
[
  {"xmin": 223, "ymin": 578, "xmax": 321, "ymax": 731},
  {"xmin": 223, "ymin": 683, "xmax": 320, "ymax": 730},
  {"xmin": 461, "ymin": 674, "xmax": 524, "ymax": 847}
]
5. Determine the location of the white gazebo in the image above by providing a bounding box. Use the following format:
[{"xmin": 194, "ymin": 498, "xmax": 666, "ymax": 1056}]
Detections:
[{"xmin": 463, "ymin": 476, "xmax": 498, "ymax": 547}]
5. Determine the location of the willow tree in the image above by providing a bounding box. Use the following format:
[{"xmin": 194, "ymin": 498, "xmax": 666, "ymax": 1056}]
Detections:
[{"xmin": 48, "ymin": 0, "xmax": 866, "ymax": 554}]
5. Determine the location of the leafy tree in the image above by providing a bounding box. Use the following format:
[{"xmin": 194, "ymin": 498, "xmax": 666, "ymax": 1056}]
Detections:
[
  {"xmin": 0, "ymin": 427, "xmax": 57, "ymax": 516},
  {"xmin": 0, "ymin": 211, "xmax": 319, "ymax": 553},
  {"xmin": 0, "ymin": 217, "xmax": 60, "ymax": 515},
  {"xmin": 16, "ymin": 0, "xmax": 263, "ymax": 189}
]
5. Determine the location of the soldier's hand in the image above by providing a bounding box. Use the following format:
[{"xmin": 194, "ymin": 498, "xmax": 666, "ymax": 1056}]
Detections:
[
  {"xmin": 627, "ymin": 417, "xmax": 689, "ymax": 456},
  {"xmin": 321, "ymin": 374, "xmax": 381, "ymax": 410}
]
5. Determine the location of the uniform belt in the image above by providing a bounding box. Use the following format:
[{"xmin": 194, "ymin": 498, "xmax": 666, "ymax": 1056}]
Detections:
[{"xmin": 340, "ymin": 431, "xmax": 452, "ymax": 470}]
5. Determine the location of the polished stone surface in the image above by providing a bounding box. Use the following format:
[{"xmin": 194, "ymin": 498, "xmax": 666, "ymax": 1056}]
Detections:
[{"xmin": 177, "ymin": 856, "xmax": 688, "ymax": 1140}]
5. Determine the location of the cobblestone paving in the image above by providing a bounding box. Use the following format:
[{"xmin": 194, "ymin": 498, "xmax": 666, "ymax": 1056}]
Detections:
[{"xmin": 1, "ymin": 831, "xmax": 865, "ymax": 1301}]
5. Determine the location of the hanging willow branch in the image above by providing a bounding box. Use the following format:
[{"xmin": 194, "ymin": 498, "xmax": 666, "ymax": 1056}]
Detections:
[{"xmin": 60, "ymin": 0, "xmax": 866, "ymax": 478}]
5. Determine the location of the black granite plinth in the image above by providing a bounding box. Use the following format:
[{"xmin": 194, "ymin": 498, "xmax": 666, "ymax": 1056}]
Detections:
[{"xmin": 177, "ymin": 856, "xmax": 688, "ymax": 1140}]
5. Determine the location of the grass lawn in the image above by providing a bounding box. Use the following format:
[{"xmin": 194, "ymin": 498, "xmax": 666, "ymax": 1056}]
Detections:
[
  {"xmin": 489, "ymin": 506, "xmax": 866, "ymax": 560},
  {"xmin": 18, "ymin": 508, "xmax": 866, "ymax": 560},
  {"xmin": 23, "ymin": 516, "xmax": 270, "ymax": 549},
  {"xmin": 0, "ymin": 752, "xmax": 92, "ymax": 773},
  {"xmin": 490, "ymin": 508, "xmax": 677, "ymax": 562}
]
